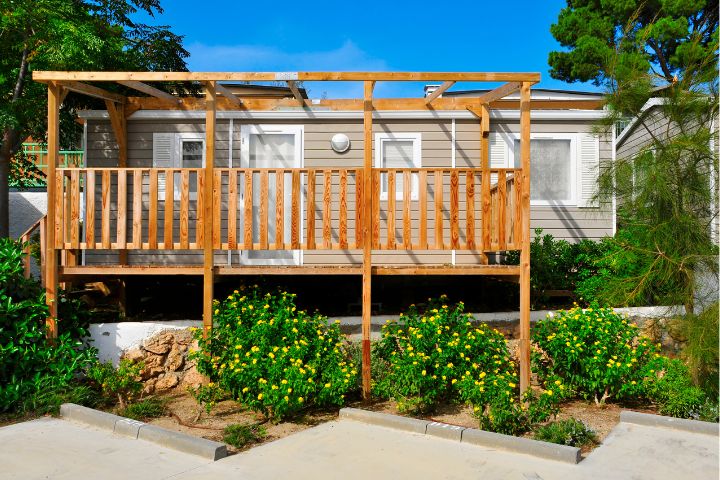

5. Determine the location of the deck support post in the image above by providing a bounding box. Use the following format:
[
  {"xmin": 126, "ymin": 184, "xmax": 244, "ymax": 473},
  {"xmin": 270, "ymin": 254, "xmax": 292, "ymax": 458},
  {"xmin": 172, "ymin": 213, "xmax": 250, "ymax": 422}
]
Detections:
[
  {"xmin": 203, "ymin": 82, "xmax": 217, "ymax": 337},
  {"xmin": 479, "ymin": 103, "xmax": 490, "ymax": 264},
  {"xmin": 519, "ymin": 82, "xmax": 532, "ymax": 396},
  {"xmin": 45, "ymin": 82, "xmax": 61, "ymax": 340},
  {"xmin": 361, "ymin": 80, "xmax": 374, "ymax": 400}
]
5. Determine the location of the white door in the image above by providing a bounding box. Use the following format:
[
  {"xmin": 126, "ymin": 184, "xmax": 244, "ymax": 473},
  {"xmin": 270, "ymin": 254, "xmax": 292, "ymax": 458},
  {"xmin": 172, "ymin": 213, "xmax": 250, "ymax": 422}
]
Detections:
[{"xmin": 239, "ymin": 125, "xmax": 303, "ymax": 265}]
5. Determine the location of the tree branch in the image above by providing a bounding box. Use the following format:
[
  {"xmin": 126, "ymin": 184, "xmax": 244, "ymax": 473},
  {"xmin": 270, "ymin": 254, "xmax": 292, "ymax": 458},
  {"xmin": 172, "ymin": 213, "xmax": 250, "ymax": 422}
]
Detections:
[{"xmin": 647, "ymin": 39, "xmax": 674, "ymax": 83}]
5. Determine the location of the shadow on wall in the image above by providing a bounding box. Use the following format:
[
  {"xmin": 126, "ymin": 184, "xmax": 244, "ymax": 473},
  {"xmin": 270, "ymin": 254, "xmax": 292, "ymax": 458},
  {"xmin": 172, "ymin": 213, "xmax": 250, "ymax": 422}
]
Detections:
[{"xmin": 10, "ymin": 190, "xmax": 47, "ymax": 278}]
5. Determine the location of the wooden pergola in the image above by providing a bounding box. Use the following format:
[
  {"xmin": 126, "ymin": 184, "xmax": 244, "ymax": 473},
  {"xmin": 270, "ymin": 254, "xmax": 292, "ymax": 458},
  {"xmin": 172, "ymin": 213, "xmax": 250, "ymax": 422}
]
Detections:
[{"xmin": 33, "ymin": 71, "xmax": 540, "ymax": 398}]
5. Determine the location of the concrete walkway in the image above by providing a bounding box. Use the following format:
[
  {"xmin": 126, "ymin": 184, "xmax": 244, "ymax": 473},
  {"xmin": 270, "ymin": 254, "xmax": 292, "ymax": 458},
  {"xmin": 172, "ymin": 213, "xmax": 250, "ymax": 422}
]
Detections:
[{"xmin": 1, "ymin": 416, "xmax": 717, "ymax": 479}]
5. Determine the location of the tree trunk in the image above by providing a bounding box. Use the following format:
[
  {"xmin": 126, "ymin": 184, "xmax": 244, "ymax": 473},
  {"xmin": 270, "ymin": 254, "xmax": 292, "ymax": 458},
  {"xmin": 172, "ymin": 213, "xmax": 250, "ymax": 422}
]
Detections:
[{"xmin": 0, "ymin": 48, "xmax": 30, "ymax": 238}]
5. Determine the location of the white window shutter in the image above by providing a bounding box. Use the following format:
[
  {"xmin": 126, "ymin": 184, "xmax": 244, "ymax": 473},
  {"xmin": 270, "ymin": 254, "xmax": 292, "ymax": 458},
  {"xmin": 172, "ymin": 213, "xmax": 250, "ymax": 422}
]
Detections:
[
  {"xmin": 153, "ymin": 133, "xmax": 175, "ymax": 200},
  {"xmin": 578, "ymin": 133, "xmax": 600, "ymax": 207},
  {"xmin": 489, "ymin": 133, "xmax": 510, "ymax": 184}
]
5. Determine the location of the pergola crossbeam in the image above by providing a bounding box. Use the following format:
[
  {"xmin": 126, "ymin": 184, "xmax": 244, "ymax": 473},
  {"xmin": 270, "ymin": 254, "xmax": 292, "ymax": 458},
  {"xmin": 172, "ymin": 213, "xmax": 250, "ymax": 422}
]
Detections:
[
  {"xmin": 58, "ymin": 81, "xmax": 125, "ymax": 103},
  {"xmin": 425, "ymin": 81, "xmax": 455, "ymax": 104},
  {"xmin": 117, "ymin": 80, "xmax": 178, "ymax": 102},
  {"xmin": 34, "ymin": 71, "xmax": 541, "ymax": 83},
  {"xmin": 476, "ymin": 82, "xmax": 522, "ymax": 105},
  {"xmin": 214, "ymin": 83, "xmax": 243, "ymax": 108}
]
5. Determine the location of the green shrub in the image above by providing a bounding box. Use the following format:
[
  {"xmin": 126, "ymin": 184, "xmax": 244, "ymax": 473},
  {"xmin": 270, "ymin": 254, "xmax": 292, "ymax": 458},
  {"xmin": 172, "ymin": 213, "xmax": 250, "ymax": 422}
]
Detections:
[
  {"xmin": 374, "ymin": 296, "xmax": 562, "ymax": 435},
  {"xmin": 87, "ymin": 360, "xmax": 143, "ymax": 408},
  {"xmin": 121, "ymin": 397, "xmax": 166, "ymax": 421},
  {"xmin": 678, "ymin": 302, "xmax": 719, "ymax": 398},
  {"xmin": 532, "ymin": 304, "xmax": 659, "ymax": 404},
  {"xmin": 0, "ymin": 239, "xmax": 97, "ymax": 414},
  {"xmin": 191, "ymin": 286, "xmax": 357, "ymax": 421},
  {"xmin": 222, "ymin": 423, "xmax": 267, "ymax": 448},
  {"xmin": 643, "ymin": 356, "xmax": 715, "ymax": 420},
  {"xmin": 188, "ymin": 383, "xmax": 230, "ymax": 415},
  {"xmin": 533, "ymin": 418, "xmax": 597, "ymax": 447}
]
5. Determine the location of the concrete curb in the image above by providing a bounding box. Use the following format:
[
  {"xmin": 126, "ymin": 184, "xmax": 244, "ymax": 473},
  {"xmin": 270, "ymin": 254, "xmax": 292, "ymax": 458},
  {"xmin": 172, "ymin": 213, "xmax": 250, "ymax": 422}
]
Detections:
[
  {"xmin": 620, "ymin": 410, "xmax": 720, "ymax": 436},
  {"xmin": 338, "ymin": 408, "xmax": 581, "ymax": 464},
  {"xmin": 60, "ymin": 403, "xmax": 227, "ymax": 461},
  {"xmin": 461, "ymin": 427, "xmax": 581, "ymax": 464}
]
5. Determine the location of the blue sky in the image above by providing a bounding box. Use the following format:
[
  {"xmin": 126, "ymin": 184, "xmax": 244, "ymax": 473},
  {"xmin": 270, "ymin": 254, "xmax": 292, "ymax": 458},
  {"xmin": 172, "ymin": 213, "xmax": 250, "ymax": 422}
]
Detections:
[{"xmin": 137, "ymin": 0, "xmax": 598, "ymax": 98}]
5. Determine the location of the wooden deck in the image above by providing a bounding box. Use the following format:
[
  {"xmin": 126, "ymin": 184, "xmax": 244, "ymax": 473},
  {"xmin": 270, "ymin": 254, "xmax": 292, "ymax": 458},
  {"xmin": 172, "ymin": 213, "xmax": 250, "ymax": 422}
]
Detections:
[{"xmin": 34, "ymin": 70, "xmax": 535, "ymax": 399}]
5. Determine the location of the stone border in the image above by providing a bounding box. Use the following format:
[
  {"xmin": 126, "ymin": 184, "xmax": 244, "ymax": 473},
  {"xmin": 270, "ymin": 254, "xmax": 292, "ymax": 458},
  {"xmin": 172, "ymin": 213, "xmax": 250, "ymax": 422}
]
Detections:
[
  {"xmin": 60, "ymin": 403, "xmax": 227, "ymax": 461},
  {"xmin": 339, "ymin": 408, "xmax": 581, "ymax": 464},
  {"xmin": 620, "ymin": 410, "xmax": 720, "ymax": 436}
]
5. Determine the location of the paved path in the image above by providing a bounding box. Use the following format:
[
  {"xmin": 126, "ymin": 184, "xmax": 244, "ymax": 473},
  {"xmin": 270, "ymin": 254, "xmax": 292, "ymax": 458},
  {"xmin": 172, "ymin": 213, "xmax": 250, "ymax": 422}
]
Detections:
[{"xmin": 1, "ymin": 416, "xmax": 717, "ymax": 479}]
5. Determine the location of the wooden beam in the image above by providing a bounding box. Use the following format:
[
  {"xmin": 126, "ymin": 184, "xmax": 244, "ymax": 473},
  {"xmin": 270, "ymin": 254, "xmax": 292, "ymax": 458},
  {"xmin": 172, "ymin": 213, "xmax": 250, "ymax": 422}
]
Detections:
[
  {"xmin": 361, "ymin": 80, "xmax": 373, "ymax": 401},
  {"xmin": 203, "ymin": 82, "xmax": 216, "ymax": 337},
  {"xmin": 286, "ymin": 80, "xmax": 304, "ymax": 105},
  {"xmin": 60, "ymin": 265, "xmax": 204, "ymax": 276},
  {"xmin": 45, "ymin": 82, "xmax": 60, "ymax": 340},
  {"xmin": 58, "ymin": 81, "xmax": 125, "ymax": 103},
  {"xmin": 34, "ymin": 71, "xmax": 542, "ymax": 83},
  {"xmin": 214, "ymin": 83, "xmax": 243, "ymax": 108},
  {"xmin": 117, "ymin": 80, "xmax": 178, "ymax": 102},
  {"xmin": 425, "ymin": 81, "xmax": 455, "ymax": 104},
  {"xmin": 104, "ymin": 101, "xmax": 127, "ymax": 166},
  {"xmin": 476, "ymin": 82, "xmax": 522, "ymax": 105},
  {"xmin": 124, "ymin": 96, "xmax": 602, "ymax": 113},
  {"xmin": 519, "ymin": 82, "xmax": 532, "ymax": 397}
]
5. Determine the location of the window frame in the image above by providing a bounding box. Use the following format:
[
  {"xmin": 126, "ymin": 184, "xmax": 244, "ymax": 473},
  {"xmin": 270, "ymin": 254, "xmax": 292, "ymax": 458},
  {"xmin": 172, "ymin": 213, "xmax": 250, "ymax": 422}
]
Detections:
[
  {"xmin": 509, "ymin": 132, "xmax": 579, "ymax": 206},
  {"xmin": 374, "ymin": 132, "xmax": 422, "ymax": 201},
  {"xmin": 173, "ymin": 133, "xmax": 205, "ymax": 201}
]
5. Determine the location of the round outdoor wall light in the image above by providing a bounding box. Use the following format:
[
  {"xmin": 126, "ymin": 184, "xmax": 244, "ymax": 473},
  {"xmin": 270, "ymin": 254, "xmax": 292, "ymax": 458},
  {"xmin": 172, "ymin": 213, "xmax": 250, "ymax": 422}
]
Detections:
[{"xmin": 330, "ymin": 133, "xmax": 351, "ymax": 153}]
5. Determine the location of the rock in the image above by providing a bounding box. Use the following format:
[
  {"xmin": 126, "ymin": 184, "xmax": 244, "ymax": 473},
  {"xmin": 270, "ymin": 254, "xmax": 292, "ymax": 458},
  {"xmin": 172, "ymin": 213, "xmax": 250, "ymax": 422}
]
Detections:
[
  {"xmin": 140, "ymin": 366, "xmax": 164, "ymax": 381},
  {"xmin": 180, "ymin": 366, "xmax": 208, "ymax": 389},
  {"xmin": 144, "ymin": 331, "xmax": 174, "ymax": 355},
  {"xmin": 165, "ymin": 346, "xmax": 185, "ymax": 372},
  {"xmin": 143, "ymin": 378, "xmax": 157, "ymax": 395},
  {"xmin": 122, "ymin": 347, "xmax": 144, "ymax": 363},
  {"xmin": 155, "ymin": 374, "xmax": 179, "ymax": 391},
  {"xmin": 143, "ymin": 354, "xmax": 165, "ymax": 368}
]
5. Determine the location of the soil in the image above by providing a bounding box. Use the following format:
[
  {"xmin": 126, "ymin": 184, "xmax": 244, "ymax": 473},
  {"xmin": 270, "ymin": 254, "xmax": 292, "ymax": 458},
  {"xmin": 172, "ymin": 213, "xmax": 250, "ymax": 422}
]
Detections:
[{"xmin": 145, "ymin": 391, "xmax": 340, "ymax": 454}]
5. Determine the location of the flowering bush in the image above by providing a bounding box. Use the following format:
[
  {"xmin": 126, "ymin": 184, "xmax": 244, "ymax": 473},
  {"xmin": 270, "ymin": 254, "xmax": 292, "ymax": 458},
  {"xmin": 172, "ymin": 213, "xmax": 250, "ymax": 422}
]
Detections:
[
  {"xmin": 87, "ymin": 360, "xmax": 144, "ymax": 409},
  {"xmin": 374, "ymin": 296, "xmax": 561, "ymax": 434},
  {"xmin": 532, "ymin": 303, "xmax": 659, "ymax": 404},
  {"xmin": 191, "ymin": 286, "xmax": 357, "ymax": 421}
]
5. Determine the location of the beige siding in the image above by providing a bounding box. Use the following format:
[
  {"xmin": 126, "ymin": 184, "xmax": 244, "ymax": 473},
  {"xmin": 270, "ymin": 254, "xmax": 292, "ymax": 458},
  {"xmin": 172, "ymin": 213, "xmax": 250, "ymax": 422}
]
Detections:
[{"xmin": 83, "ymin": 115, "xmax": 613, "ymax": 266}]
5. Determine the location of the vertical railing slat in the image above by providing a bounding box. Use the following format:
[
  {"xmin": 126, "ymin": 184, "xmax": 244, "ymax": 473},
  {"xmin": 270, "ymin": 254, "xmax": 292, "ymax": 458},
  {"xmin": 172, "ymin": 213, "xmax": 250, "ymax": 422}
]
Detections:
[
  {"xmin": 243, "ymin": 171, "xmax": 253, "ymax": 249},
  {"xmin": 259, "ymin": 170, "xmax": 269, "ymax": 249},
  {"xmin": 228, "ymin": 170, "xmax": 237, "ymax": 249},
  {"xmin": 196, "ymin": 170, "xmax": 204, "ymax": 247},
  {"xmin": 212, "ymin": 170, "xmax": 222, "ymax": 250},
  {"xmin": 354, "ymin": 170, "xmax": 363, "ymax": 248},
  {"xmin": 306, "ymin": 170, "xmax": 316, "ymax": 249},
  {"xmin": 117, "ymin": 169, "xmax": 127, "ymax": 249},
  {"xmin": 101, "ymin": 170, "xmax": 111, "ymax": 249},
  {"xmin": 386, "ymin": 170, "xmax": 396, "ymax": 249},
  {"xmin": 291, "ymin": 170, "xmax": 300, "ymax": 249},
  {"xmin": 339, "ymin": 170, "xmax": 348, "ymax": 249},
  {"xmin": 149, "ymin": 169, "xmax": 158, "ymax": 249},
  {"xmin": 466, "ymin": 171, "xmax": 475, "ymax": 250},
  {"xmin": 419, "ymin": 170, "xmax": 427, "ymax": 249},
  {"xmin": 275, "ymin": 170, "xmax": 285, "ymax": 249},
  {"xmin": 450, "ymin": 170, "xmax": 459, "ymax": 249},
  {"xmin": 132, "ymin": 170, "xmax": 142, "ymax": 248},
  {"xmin": 70, "ymin": 170, "xmax": 80, "ymax": 249},
  {"xmin": 85, "ymin": 170, "xmax": 95, "ymax": 248},
  {"xmin": 55, "ymin": 172, "xmax": 63, "ymax": 248},
  {"xmin": 403, "ymin": 171, "xmax": 411, "ymax": 249},
  {"xmin": 434, "ymin": 170, "xmax": 443, "ymax": 249},
  {"xmin": 323, "ymin": 170, "xmax": 332, "ymax": 249},
  {"xmin": 180, "ymin": 169, "xmax": 189, "ymax": 249},
  {"xmin": 164, "ymin": 169, "xmax": 174, "ymax": 249},
  {"xmin": 372, "ymin": 171, "xmax": 380, "ymax": 249},
  {"xmin": 498, "ymin": 170, "xmax": 507, "ymax": 249}
]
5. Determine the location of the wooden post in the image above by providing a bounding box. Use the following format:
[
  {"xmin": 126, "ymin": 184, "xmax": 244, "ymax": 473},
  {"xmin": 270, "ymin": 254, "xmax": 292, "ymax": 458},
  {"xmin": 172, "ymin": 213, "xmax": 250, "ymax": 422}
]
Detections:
[
  {"xmin": 479, "ymin": 104, "xmax": 490, "ymax": 264},
  {"xmin": 361, "ymin": 80, "xmax": 374, "ymax": 400},
  {"xmin": 519, "ymin": 82, "xmax": 532, "ymax": 395},
  {"xmin": 45, "ymin": 82, "xmax": 60, "ymax": 339},
  {"xmin": 203, "ymin": 82, "xmax": 217, "ymax": 337}
]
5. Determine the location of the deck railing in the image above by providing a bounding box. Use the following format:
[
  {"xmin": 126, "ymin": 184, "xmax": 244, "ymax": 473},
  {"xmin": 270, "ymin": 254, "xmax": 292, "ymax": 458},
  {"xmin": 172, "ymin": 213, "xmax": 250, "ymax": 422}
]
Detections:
[{"xmin": 53, "ymin": 167, "xmax": 520, "ymax": 253}]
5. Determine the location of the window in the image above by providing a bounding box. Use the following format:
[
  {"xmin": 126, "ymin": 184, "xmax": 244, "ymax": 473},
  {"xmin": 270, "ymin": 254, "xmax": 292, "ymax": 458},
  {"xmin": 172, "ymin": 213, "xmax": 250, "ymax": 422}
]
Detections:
[
  {"xmin": 375, "ymin": 133, "xmax": 421, "ymax": 200},
  {"xmin": 513, "ymin": 137, "xmax": 576, "ymax": 205},
  {"xmin": 152, "ymin": 132, "xmax": 205, "ymax": 201}
]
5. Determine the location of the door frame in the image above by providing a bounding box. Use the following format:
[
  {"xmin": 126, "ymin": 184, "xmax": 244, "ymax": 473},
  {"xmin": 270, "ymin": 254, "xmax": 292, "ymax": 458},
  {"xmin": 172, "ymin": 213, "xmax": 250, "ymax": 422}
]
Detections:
[{"xmin": 238, "ymin": 124, "xmax": 304, "ymax": 266}]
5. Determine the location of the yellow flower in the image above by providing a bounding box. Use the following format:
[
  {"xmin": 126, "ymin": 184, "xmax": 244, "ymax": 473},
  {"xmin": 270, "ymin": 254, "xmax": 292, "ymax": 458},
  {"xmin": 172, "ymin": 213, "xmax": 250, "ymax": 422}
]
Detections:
[
  {"xmin": 242, "ymin": 387, "xmax": 249, "ymax": 393},
  {"xmin": 214, "ymin": 309, "xmax": 220, "ymax": 315},
  {"xmin": 257, "ymin": 393, "xmax": 264, "ymax": 400},
  {"xmin": 508, "ymin": 382, "xmax": 516, "ymax": 388},
  {"xmin": 298, "ymin": 397, "xmax": 304, "ymax": 403}
]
